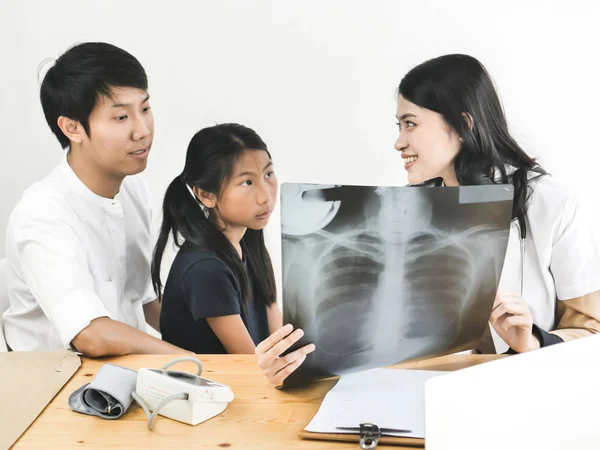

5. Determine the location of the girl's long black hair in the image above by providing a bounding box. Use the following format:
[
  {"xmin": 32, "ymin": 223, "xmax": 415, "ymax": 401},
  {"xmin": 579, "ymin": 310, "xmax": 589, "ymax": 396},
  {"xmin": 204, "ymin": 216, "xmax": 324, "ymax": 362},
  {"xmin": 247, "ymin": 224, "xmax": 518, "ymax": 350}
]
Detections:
[{"xmin": 151, "ymin": 123, "xmax": 276, "ymax": 306}]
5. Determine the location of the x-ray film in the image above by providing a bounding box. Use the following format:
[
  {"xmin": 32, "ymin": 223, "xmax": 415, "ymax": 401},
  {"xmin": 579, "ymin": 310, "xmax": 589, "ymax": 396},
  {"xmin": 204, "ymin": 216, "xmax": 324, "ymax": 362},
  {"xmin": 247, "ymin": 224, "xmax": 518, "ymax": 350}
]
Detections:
[{"xmin": 280, "ymin": 183, "xmax": 513, "ymax": 387}]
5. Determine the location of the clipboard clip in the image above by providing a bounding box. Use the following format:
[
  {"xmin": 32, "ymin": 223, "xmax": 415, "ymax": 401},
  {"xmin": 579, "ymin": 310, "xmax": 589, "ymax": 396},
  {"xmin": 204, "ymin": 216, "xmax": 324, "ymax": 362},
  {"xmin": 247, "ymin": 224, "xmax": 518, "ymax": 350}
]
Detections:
[
  {"xmin": 336, "ymin": 423, "xmax": 381, "ymax": 449},
  {"xmin": 336, "ymin": 423, "xmax": 413, "ymax": 449},
  {"xmin": 358, "ymin": 423, "xmax": 381, "ymax": 449}
]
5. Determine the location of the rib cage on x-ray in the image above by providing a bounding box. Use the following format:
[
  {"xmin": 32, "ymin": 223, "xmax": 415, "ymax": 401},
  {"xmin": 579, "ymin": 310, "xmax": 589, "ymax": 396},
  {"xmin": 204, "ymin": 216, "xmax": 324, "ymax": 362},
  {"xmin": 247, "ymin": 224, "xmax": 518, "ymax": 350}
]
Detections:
[{"xmin": 281, "ymin": 184, "xmax": 512, "ymax": 386}]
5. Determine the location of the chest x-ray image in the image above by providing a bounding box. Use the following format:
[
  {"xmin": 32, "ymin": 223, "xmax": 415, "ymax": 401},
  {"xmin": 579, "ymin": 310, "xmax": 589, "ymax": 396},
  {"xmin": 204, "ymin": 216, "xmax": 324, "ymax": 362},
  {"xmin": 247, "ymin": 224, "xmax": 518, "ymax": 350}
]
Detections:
[{"xmin": 279, "ymin": 183, "xmax": 514, "ymax": 387}]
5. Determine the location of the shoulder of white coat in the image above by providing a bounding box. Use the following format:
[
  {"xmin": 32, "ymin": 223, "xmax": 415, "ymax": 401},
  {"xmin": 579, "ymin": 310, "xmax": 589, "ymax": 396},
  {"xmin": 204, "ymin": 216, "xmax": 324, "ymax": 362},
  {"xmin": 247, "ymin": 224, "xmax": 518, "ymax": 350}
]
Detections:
[
  {"xmin": 7, "ymin": 169, "xmax": 76, "ymax": 238},
  {"xmin": 528, "ymin": 174, "xmax": 577, "ymax": 210},
  {"xmin": 528, "ymin": 174, "xmax": 585, "ymax": 235}
]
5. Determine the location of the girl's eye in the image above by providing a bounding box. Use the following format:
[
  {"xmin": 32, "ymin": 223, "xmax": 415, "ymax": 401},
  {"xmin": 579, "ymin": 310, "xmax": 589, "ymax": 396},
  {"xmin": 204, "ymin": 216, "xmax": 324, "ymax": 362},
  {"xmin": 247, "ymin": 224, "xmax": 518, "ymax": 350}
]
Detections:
[
  {"xmin": 116, "ymin": 115, "xmax": 127, "ymax": 121},
  {"xmin": 396, "ymin": 121, "xmax": 402, "ymax": 131},
  {"xmin": 265, "ymin": 171, "xmax": 274, "ymax": 178},
  {"xmin": 142, "ymin": 106, "xmax": 151, "ymax": 113},
  {"xmin": 241, "ymin": 180, "xmax": 253, "ymax": 186}
]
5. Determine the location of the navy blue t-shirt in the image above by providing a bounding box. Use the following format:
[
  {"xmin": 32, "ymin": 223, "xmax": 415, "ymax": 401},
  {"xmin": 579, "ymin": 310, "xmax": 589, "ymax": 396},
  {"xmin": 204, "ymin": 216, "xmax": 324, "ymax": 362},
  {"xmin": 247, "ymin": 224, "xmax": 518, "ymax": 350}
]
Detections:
[{"xmin": 160, "ymin": 243, "xmax": 270, "ymax": 354}]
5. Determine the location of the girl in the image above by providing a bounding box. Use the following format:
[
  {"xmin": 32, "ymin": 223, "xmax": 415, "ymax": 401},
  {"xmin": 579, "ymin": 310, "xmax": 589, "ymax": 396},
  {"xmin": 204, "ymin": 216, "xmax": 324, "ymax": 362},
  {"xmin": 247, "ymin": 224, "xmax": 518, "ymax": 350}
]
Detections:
[{"xmin": 152, "ymin": 123, "xmax": 314, "ymax": 361}]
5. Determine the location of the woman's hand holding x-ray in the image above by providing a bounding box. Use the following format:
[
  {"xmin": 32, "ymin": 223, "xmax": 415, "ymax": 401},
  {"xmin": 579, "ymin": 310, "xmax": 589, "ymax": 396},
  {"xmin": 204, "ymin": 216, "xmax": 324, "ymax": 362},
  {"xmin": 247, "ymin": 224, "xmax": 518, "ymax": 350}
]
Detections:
[
  {"xmin": 255, "ymin": 324, "xmax": 316, "ymax": 385},
  {"xmin": 489, "ymin": 292, "xmax": 541, "ymax": 353}
]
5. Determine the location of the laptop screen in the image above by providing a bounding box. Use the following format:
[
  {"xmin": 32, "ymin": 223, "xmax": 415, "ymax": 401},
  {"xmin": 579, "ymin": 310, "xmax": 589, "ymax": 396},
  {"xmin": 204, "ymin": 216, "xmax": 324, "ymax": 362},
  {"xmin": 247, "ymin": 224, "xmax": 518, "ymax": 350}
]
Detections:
[{"xmin": 279, "ymin": 183, "xmax": 514, "ymax": 387}]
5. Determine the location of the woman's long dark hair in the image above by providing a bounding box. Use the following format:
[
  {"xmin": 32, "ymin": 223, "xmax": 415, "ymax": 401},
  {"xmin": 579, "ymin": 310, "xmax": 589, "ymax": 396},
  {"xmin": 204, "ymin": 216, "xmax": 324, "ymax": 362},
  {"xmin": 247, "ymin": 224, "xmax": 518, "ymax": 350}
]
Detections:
[
  {"xmin": 151, "ymin": 123, "xmax": 276, "ymax": 306},
  {"xmin": 398, "ymin": 54, "xmax": 546, "ymax": 235}
]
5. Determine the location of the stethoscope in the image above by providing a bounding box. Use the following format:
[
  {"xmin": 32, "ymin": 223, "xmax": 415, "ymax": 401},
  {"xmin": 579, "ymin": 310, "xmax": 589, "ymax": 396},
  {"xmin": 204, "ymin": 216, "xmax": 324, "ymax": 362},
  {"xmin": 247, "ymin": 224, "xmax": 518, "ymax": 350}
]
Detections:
[{"xmin": 516, "ymin": 214, "xmax": 526, "ymax": 297}]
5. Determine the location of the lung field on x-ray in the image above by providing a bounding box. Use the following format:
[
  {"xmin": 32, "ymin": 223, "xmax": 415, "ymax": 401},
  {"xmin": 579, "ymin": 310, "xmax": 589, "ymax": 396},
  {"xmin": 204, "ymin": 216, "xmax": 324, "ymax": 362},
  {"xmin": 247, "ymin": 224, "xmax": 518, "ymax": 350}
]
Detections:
[{"xmin": 281, "ymin": 185, "xmax": 511, "ymax": 386}]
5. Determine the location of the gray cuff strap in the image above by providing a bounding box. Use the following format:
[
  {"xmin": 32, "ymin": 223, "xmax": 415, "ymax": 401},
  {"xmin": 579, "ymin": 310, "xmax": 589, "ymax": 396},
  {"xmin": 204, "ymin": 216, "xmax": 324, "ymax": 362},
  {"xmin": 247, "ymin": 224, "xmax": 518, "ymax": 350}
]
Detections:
[{"xmin": 68, "ymin": 363, "xmax": 137, "ymax": 419}]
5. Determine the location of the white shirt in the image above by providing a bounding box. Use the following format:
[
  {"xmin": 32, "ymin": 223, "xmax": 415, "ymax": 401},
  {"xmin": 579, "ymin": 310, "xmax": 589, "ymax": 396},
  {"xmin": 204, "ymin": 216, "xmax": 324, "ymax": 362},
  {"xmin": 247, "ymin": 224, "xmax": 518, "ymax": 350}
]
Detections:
[
  {"xmin": 3, "ymin": 157, "xmax": 156, "ymax": 351},
  {"xmin": 492, "ymin": 174, "xmax": 600, "ymax": 352}
]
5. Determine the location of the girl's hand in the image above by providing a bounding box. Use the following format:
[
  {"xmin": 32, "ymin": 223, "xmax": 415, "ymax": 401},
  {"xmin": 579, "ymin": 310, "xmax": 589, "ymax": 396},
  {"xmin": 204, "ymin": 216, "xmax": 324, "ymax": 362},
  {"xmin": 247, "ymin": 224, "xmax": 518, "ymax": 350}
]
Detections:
[
  {"xmin": 489, "ymin": 292, "xmax": 540, "ymax": 353},
  {"xmin": 255, "ymin": 324, "xmax": 316, "ymax": 385}
]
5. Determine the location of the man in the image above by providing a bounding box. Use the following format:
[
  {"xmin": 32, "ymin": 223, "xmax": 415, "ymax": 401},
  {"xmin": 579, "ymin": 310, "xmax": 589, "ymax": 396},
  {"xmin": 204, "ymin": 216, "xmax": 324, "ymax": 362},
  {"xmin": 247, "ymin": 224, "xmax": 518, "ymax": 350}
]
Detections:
[{"xmin": 3, "ymin": 42, "xmax": 189, "ymax": 356}]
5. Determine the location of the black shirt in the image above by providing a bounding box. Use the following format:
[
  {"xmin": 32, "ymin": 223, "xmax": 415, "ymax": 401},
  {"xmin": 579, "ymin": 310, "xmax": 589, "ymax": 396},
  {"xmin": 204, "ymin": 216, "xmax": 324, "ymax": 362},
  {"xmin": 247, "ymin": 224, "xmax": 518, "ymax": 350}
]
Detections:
[{"xmin": 160, "ymin": 243, "xmax": 270, "ymax": 354}]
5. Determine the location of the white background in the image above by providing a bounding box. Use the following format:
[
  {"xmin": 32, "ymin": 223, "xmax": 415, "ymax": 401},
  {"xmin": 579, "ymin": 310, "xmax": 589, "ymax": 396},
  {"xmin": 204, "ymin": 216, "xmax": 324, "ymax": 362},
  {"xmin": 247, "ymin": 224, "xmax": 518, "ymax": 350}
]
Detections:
[{"xmin": 1, "ymin": 0, "xmax": 599, "ymax": 303}]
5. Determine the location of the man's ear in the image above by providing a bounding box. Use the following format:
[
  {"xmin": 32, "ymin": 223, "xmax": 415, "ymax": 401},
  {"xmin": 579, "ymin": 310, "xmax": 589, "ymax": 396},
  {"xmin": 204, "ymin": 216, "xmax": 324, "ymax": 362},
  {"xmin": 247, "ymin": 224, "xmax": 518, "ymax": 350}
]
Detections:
[
  {"xmin": 462, "ymin": 112, "xmax": 474, "ymax": 130},
  {"xmin": 193, "ymin": 186, "xmax": 217, "ymax": 209},
  {"xmin": 57, "ymin": 116, "xmax": 85, "ymax": 144}
]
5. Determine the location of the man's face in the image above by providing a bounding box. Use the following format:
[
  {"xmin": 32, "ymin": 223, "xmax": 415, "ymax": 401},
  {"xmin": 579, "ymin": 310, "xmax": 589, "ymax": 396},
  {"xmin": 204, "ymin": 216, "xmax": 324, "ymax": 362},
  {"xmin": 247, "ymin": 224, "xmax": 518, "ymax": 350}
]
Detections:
[{"xmin": 79, "ymin": 86, "xmax": 154, "ymax": 179}]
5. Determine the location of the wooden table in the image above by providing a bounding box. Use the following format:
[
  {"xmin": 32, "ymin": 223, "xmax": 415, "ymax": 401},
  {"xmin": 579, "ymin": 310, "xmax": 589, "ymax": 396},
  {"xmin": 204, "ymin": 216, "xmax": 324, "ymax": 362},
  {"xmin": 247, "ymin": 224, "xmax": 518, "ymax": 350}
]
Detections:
[{"xmin": 14, "ymin": 353, "xmax": 501, "ymax": 449}]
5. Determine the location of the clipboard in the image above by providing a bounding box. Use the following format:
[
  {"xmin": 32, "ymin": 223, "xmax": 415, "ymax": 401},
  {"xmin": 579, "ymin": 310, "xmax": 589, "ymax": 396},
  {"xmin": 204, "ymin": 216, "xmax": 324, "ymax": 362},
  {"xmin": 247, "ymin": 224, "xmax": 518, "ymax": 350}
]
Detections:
[
  {"xmin": 299, "ymin": 421, "xmax": 424, "ymax": 448},
  {"xmin": 0, "ymin": 350, "xmax": 81, "ymax": 449},
  {"xmin": 296, "ymin": 368, "xmax": 445, "ymax": 448}
]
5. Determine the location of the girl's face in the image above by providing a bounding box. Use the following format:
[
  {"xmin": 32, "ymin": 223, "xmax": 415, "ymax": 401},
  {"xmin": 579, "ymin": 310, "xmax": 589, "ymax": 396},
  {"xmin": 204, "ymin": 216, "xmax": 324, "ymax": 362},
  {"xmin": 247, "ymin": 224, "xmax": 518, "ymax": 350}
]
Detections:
[
  {"xmin": 216, "ymin": 149, "xmax": 278, "ymax": 230},
  {"xmin": 394, "ymin": 96, "xmax": 461, "ymax": 186}
]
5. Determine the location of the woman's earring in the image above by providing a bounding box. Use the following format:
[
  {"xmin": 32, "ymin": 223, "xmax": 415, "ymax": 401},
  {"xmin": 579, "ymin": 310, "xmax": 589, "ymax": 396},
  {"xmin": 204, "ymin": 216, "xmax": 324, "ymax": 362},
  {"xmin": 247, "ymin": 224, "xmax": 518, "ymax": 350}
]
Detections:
[{"xmin": 459, "ymin": 137, "xmax": 463, "ymax": 143}]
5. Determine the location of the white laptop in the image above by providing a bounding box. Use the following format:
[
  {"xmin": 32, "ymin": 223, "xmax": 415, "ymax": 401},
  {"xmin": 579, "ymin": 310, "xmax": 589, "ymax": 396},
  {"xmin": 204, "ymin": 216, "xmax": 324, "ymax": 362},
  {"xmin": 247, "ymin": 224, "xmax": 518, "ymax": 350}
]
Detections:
[{"xmin": 425, "ymin": 333, "xmax": 600, "ymax": 450}]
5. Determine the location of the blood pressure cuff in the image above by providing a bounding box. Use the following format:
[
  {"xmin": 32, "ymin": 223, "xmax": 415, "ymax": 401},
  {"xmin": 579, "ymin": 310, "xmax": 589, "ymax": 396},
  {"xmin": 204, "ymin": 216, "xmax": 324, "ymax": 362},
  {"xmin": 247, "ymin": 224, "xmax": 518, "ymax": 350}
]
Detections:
[{"xmin": 68, "ymin": 363, "xmax": 137, "ymax": 419}]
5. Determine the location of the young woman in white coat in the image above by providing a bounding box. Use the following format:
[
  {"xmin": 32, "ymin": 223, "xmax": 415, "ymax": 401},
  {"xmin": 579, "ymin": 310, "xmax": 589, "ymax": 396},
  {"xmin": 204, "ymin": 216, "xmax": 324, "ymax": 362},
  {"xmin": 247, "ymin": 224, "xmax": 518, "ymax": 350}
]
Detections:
[
  {"xmin": 392, "ymin": 53, "xmax": 600, "ymax": 354},
  {"xmin": 255, "ymin": 54, "xmax": 600, "ymax": 385}
]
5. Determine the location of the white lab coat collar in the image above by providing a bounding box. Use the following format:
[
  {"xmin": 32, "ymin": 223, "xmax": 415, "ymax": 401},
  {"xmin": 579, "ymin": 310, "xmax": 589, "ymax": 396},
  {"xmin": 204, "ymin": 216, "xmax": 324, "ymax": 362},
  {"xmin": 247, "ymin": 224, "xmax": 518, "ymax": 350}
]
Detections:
[{"xmin": 60, "ymin": 156, "xmax": 122, "ymax": 209}]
